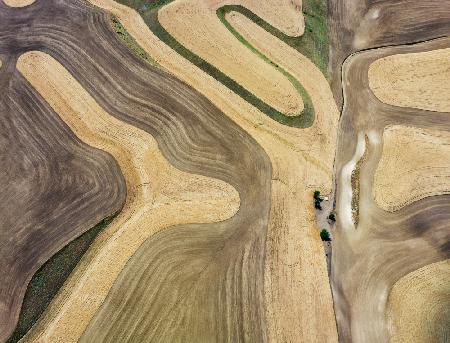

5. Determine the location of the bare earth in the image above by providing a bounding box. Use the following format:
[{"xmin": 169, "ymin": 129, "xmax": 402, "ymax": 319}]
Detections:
[
  {"xmin": 368, "ymin": 48, "xmax": 450, "ymax": 112},
  {"xmin": 373, "ymin": 125, "xmax": 450, "ymax": 212},
  {"xmin": 158, "ymin": 0, "xmax": 305, "ymax": 116},
  {"xmin": 18, "ymin": 51, "xmax": 240, "ymax": 343},
  {"xmin": 387, "ymin": 259, "xmax": 450, "ymax": 343}
]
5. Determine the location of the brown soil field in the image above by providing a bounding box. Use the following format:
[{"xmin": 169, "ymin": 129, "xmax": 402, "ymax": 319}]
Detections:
[
  {"xmin": 2, "ymin": 0, "xmax": 35, "ymax": 7},
  {"xmin": 368, "ymin": 48, "xmax": 450, "ymax": 112},
  {"xmin": 83, "ymin": 1, "xmax": 339, "ymax": 341},
  {"xmin": 4, "ymin": 0, "xmax": 449, "ymax": 341},
  {"xmin": 18, "ymin": 50, "xmax": 240, "ymax": 343},
  {"xmin": 332, "ymin": 37, "xmax": 450, "ymax": 342},
  {"xmin": 158, "ymin": 0, "xmax": 304, "ymax": 116},
  {"xmin": 1, "ymin": 0, "xmax": 273, "ymax": 341},
  {"xmin": 387, "ymin": 259, "xmax": 450, "ymax": 343},
  {"xmin": 373, "ymin": 125, "xmax": 450, "ymax": 212},
  {"xmin": 0, "ymin": 44, "xmax": 125, "ymax": 343},
  {"xmin": 328, "ymin": 0, "xmax": 450, "ymax": 107}
]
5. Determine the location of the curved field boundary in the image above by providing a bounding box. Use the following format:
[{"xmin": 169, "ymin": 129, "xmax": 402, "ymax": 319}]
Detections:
[
  {"xmin": 217, "ymin": 6, "xmax": 313, "ymax": 126},
  {"xmin": 18, "ymin": 51, "xmax": 240, "ymax": 342},
  {"xmin": 83, "ymin": 0, "xmax": 339, "ymax": 341},
  {"xmin": 115, "ymin": 0, "xmax": 316, "ymax": 128}
]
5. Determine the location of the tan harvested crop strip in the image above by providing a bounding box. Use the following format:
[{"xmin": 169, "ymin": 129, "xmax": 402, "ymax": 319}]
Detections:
[
  {"xmin": 368, "ymin": 48, "xmax": 450, "ymax": 112},
  {"xmin": 373, "ymin": 125, "xmax": 450, "ymax": 212},
  {"xmin": 83, "ymin": 1, "xmax": 339, "ymax": 341},
  {"xmin": 387, "ymin": 259, "xmax": 450, "ymax": 343},
  {"xmin": 227, "ymin": 0, "xmax": 304, "ymax": 37},
  {"xmin": 159, "ymin": 0, "xmax": 305, "ymax": 116},
  {"xmin": 18, "ymin": 51, "xmax": 240, "ymax": 343},
  {"xmin": 2, "ymin": 0, "xmax": 35, "ymax": 7}
]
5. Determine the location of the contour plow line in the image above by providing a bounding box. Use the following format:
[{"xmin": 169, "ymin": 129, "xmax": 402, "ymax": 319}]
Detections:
[
  {"xmin": 87, "ymin": 0, "xmax": 339, "ymax": 341},
  {"xmin": 17, "ymin": 51, "xmax": 240, "ymax": 343}
]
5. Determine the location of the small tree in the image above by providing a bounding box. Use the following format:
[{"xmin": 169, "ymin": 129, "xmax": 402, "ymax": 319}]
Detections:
[
  {"xmin": 320, "ymin": 229, "xmax": 331, "ymax": 241},
  {"xmin": 328, "ymin": 212, "xmax": 336, "ymax": 222},
  {"xmin": 314, "ymin": 198, "xmax": 322, "ymax": 210},
  {"xmin": 313, "ymin": 191, "xmax": 323, "ymax": 210}
]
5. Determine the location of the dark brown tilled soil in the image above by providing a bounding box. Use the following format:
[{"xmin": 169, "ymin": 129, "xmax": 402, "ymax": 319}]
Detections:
[
  {"xmin": 0, "ymin": 0, "xmax": 272, "ymax": 341},
  {"xmin": 0, "ymin": 58, "xmax": 126, "ymax": 341}
]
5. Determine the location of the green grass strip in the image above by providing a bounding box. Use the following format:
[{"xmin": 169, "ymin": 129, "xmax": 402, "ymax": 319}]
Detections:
[
  {"xmin": 7, "ymin": 216, "xmax": 116, "ymax": 343},
  {"xmin": 110, "ymin": 15, "xmax": 159, "ymax": 67},
  {"xmin": 115, "ymin": 0, "xmax": 315, "ymax": 128}
]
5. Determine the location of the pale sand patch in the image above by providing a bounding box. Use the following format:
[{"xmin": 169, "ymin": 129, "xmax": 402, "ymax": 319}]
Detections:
[
  {"xmin": 230, "ymin": 0, "xmax": 304, "ymax": 37},
  {"xmin": 24, "ymin": 1, "xmax": 339, "ymax": 341},
  {"xmin": 159, "ymin": 0, "xmax": 305, "ymax": 116},
  {"xmin": 373, "ymin": 125, "xmax": 450, "ymax": 212},
  {"xmin": 368, "ymin": 48, "xmax": 450, "ymax": 112},
  {"xmin": 2, "ymin": 0, "xmax": 35, "ymax": 7},
  {"xmin": 18, "ymin": 51, "xmax": 239, "ymax": 343},
  {"xmin": 387, "ymin": 260, "xmax": 450, "ymax": 343}
]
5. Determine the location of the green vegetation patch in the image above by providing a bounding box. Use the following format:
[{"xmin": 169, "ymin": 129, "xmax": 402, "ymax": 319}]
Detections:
[
  {"xmin": 110, "ymin": 15, "xmax": 159, "ymax": 67},
  {"xmin": 7, "ymin": 216, "xmax": 115, "ymax": 343},
  {"xmin": 115, "ymin": 0, "xmax": 317, "ymax": 128}
]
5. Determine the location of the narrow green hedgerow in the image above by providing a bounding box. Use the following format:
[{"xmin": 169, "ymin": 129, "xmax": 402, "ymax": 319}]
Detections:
[{"xmin": 6, "ymin": 216, "xmax": 116, "ymax": 343}]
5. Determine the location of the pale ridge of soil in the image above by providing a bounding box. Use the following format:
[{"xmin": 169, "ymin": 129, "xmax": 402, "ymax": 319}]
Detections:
[
  {"xmin": 2, "ymin": 0, "xmax": 35, "ymax": 7},
  {"xmin": 368, "ymin": 48, "xmax": 450, "ymax": 112},
  {"xmin": 373, "ymin": 125, "xmax": 450, "ymax": 212},
  {"xmin": 18, "ymin": 51, "xmax": 239, "ymax": 343},
  {"xmin": 387, "ymin": 259, "xmax": 450, "ymax": 343},
  {"xmin": 84, "ymin": 1, "xmax": 339, "ymax": 341}
]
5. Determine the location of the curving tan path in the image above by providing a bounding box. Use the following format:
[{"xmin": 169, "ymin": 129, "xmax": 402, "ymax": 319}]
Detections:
[
  {"xmin": 158, "ymin": 0, "xmax": 305, "ymax": 116},
  {"xmin": 18, "ymin": 51, "xmax": 239, "ymax": 343},
  {"xmin": 83, "ymin": 0, "xmax": 339, "ymax": 341},
  {"xmin": 2, "ymin": 0, "xmax": 35, "ymax": 7},
  {"xmin": 373, "ymin": 125, "xmax": 450, "ymax": 212},
  {"xmin": 387, "ymin": 259, "xmax": 450, "ymax": 343},
  {"xmin": 368, "ymin": 48, "xmax": 450, "ymax": 112}
]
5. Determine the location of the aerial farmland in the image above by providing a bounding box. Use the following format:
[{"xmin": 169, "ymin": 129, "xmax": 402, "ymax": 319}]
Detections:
[{"xmin": 0, "ymin": 0, "xmax": 449, "ymax": 342}]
